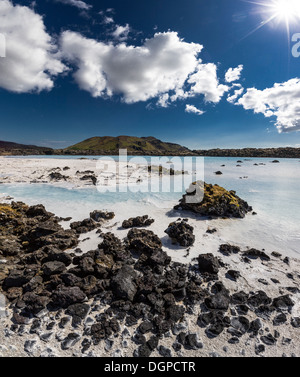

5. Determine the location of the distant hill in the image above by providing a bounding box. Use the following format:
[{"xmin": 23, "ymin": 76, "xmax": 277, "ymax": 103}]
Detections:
[
  {"xmin": 2, "ymin": 137, "xmax": 300, "ymax": 158},
  {"xmin": 63, "ymin": 136, "xmax": 194, "ymax": 156},
  {"xmin": 194, "ymin": 147, "xmax": 300, "ymax": 159},
  {"xmin": 0, "ymin": 140, "xmax": 53, "ymax": 155}
]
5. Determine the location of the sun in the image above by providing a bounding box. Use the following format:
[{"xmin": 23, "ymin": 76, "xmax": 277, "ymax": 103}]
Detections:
[
  {"xmin": 268, "ymin": 0, "xmax": 300, "ymax": 23},
  {"xmin": 243, "ymin": 0, "xmax": 300, "ymax": 40}
]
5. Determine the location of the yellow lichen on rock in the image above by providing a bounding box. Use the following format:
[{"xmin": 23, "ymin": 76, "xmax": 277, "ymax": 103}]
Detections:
[{"xmin": 175, "ymin": 181, "xmax": 252, "ymax": 218}]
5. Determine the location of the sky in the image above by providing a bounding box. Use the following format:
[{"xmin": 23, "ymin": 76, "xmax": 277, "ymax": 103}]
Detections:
[{"xmin": 0, "ymin": 0, "xmax": 300, "ymax": 149}]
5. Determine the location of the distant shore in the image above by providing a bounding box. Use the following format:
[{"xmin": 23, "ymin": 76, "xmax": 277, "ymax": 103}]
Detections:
[{"xmin": 1, "ymin": 147, "xmax": 300, "ymax": 159}]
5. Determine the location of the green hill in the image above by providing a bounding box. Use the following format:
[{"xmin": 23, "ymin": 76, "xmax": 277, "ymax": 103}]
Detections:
[{"xmin": 64, "ymin": 136, "xmax": 193, "ymax": 156}]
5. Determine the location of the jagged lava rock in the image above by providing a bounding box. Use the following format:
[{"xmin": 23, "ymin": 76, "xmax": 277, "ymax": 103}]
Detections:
[
  {"xmin": 122, "ymin": 215, "xmax": 154, "ymax": 229},
  {"xmin": 164, "ymin": 221, "xmax": 195, "ymax": 247},
  {"xmin": 126, "ymin": 228, "xmax": 162, "ymax": 255}
]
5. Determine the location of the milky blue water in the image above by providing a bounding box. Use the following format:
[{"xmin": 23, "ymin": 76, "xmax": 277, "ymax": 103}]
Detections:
[
  {"xmin": 1, "ymin": 156, "xmax": 300, "ymax": 256},
  {"xmin": 2, "ymin": 156, "xmax": 300, "ymax": 220}
]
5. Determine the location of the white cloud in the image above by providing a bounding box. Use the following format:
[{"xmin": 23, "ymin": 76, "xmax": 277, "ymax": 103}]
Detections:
[
  {"xmin": 112, "ymin": 24, "xmax": 130, "ymax": 41},
  {"xmin": 0, "ymin": 0, "xmax": 66, "ymax": 93},
  {"xmin": 225, "ymin": 64, "xmax": 243, "ymax": 83},
  {"xmin": 185, "ymin": 104, "xmax": 204, "ymax": 115},
  {"xmin": 56, "ymin": 0, "xmax": 92, "ymax": 10},
  {"xmin": 103, "ymin": 16, "xmax": 114, "ymax": 24},
  {"xmin": 188, "ymin": 63, "xmax": 230, "ymax": 103},
  {"xmin": 60, "ymin": 30, "xmax": 233, "ymax": 108},
  {"xmin": 60, "ymin": 31, "xmax": 204, "ymax": 103},
  {"xmin": 0, "ymin": 3, "xmax": 236, "ymax": 114},
  {"xmin": 157, "ymin": 93, "xmax": 170, "ymax": 108},
  {"xmin": 227, "ymin": 84, "xmax": 244, "ymax": 103},
  {"xmin": 237, "ymin": 78, "xmax": 300, "ymax": 132}
]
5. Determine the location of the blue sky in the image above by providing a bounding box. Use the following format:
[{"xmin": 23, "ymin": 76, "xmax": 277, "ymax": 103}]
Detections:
[{"xmin": 0, "ymin": 0, "xmax": 300, "ymax": 149}]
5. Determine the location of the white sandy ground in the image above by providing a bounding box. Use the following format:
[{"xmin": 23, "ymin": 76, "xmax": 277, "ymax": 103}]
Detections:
[
  {"xmin": 0, "ymin": 156, "xmax": 149, "ymax": 189},
  {"xmin": 0, "ymin": 156, "xmax": 300, "ymax": 357}
]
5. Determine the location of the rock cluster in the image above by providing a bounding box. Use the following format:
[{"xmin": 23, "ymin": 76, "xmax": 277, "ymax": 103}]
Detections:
[
  {"xmin": 0, "ymin": 202, "xmax": 78, "ymax": 259},
  {"xmin": 174, "ymin": 182, "xmax": 252, "ymax": 218},
  {"xmin": 0, "ymin": 202, "xmax": 299, "ymax": 358}
]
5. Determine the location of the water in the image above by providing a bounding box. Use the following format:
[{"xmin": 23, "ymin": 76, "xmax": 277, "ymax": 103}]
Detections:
[{"xmin": 1, "ymin": 155, "xmax": 300, "ymax": 257}]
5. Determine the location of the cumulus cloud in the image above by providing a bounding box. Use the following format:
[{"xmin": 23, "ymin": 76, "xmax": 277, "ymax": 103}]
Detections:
[
  {"xmin": 0, "ymin": 2, "xmax": 237, "ymax": 115},
  {"xmin": 237, "ymin": 78, "xmax": 300, "ymax": 132},
  {"xmin": 0, "ymin": 0, "xmax": 66, "ymax": 93},
  {"xmin": 60, "ymin": 30, "xmax": 233, "ymax": 108},
  {"xmin": 56, "ymin": 0, "xmax": 92, "ymax": 10},
  {"xmin": 225, "ymin": 64, "xmax": 243, "ymax": 83},
  {"xmin": 60, "ymin": 31, "xmax": 205, "ymax": 103},
  {"xmin": 185, "ymin": 104, "xmax": 204, "ymax": 115}
]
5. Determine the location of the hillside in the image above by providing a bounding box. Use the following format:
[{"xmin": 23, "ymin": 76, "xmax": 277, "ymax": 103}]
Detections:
[
  {"xmin": 0, "ymin": 140, "xmax": 53, "ymax": 155},
  {"xmin": 63, "ymin": 136, "xmax": 194, "ymax": 156}
]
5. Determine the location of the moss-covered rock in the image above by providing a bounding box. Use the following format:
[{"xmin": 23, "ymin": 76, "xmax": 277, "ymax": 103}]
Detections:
[{"xmin": 174, "ymin": 181, "xmax": 252, "ymax": 218}]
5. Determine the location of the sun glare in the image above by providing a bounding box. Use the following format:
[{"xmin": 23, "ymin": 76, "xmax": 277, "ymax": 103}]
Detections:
[
  {"xmin": 243, "ymin": 0, "xmax": 300, "ymax": 41},
  {"xmin": 270, "ymin": 0, "xmax": 300, "ymax": 23}
]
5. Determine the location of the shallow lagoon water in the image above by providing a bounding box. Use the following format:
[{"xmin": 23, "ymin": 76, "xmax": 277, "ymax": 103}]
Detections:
[{"xmin": 1, "ymin": 156, "xmax": 300, "ymax": 257}]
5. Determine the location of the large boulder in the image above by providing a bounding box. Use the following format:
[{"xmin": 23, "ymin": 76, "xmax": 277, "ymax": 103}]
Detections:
[
  {"xmin": 175, "ymin": 181, "xmax": 252, "ymax": 218},
  {"xmin": 198, "ymin": 253, "xmax": 220, "ymax": 275}
]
